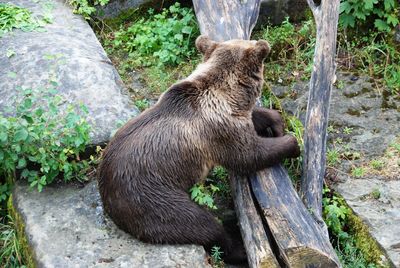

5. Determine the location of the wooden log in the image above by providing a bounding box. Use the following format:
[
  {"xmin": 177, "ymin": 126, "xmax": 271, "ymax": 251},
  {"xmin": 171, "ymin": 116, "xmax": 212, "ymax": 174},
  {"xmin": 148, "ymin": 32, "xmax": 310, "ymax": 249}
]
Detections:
[
  {"xmin": 300, "ymin": 0, "xmax": 341, "ymax": 228},
  {"xmin": 192, "ymin": 0, "xmax": 261, "ymax": 41},
  {"xmin": 250, "ymin": 166, "xmax": 341, "ymax": 267},
  {"xmin": 230, "ymin": 175, "xmax": 280, "ymax": 268}
]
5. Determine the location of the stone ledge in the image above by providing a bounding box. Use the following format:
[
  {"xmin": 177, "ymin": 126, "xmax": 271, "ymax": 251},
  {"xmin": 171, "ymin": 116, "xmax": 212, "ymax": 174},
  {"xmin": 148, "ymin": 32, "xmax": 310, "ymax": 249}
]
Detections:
[
  {"xmin": 0, "ymin": 0, "xmax": 138, "ymax": 145},
  {"xmin": 12, "ymin": 180, "xmax": 210, "ymax": 268}
]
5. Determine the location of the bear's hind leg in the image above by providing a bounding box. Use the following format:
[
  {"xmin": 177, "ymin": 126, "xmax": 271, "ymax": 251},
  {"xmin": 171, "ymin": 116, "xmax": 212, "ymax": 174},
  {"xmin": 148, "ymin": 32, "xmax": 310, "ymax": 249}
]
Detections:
[{"xmin": 138, "ymin": 190, "xmax": 246, "ymax": 264}]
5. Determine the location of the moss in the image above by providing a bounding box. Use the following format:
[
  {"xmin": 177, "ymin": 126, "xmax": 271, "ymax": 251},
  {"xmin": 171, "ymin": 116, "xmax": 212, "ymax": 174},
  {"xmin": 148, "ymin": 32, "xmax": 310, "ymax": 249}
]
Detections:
[
  {"xmin": 7, "ymin": 195, "xmax": 36, "ymax": 268},
  {"xmin": 102, "ymin": 8, "xmax": 143, "ymax": 30},
  {"xmin": 346, "ymin": 206, "xmax": 392, "ymax": 268}
]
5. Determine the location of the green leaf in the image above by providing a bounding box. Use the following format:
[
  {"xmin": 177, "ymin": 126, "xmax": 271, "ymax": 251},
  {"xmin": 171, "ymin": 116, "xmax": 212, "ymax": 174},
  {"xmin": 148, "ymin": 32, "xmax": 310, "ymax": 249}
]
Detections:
[
  {"xmin": 181, "ymin": 26, "xmax": 192, "ymax": 34},
  {"xmin": 374, "ymin": 19, "xmax": 389, "ymax": 31},
  {"xmin": 17, "ymin": 158, "xmax": 27, "ymax": 168},
  {"xmin": 6, "ymin": 49, "xmax": 16, "ymax": 58},
  {"xmin": 364, "ymin": 0, "xmax": 377, "ymax": 10},
  {"xmin": 0, "ymin": 132, "xmax": 7, "ymax": 143},
  {"xmin": 14, "ymin": 128, "xmax": 28, "ymax": 141}
]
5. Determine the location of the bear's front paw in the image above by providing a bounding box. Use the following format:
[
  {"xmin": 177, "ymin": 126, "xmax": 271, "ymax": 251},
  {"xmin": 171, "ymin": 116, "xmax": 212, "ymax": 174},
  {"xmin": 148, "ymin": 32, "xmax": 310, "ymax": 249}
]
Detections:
[
  {"xmin": 284, "ymin": 135, "xmax": 301, "ymax": 158},
  {"xmin": 269, "ymin": 110, "xmax": 285, "ymax": 137}
]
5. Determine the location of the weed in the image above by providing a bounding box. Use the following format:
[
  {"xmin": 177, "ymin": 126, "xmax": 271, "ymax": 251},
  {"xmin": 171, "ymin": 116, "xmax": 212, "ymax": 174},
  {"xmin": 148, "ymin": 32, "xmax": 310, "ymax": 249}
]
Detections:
[
  {"xmin": 370, "ymin": 159, "xmax": 385, "ymax": 170},
  {"xmin": 0, "ymin": 85, "xmax": 91, "ymax": 195},
  {"xmin": 327, "ymin": 149, "xmax": 341, "ymax": 166},
  {"xmin": 134, "ymin": 99, "xmax": 150, "ymax": 112},
  {"xmin": 68, "ymin": 0, "xmax": 109, "ymax": 20},
  {"xmin": 210, "ymin": 246, "xmax": 224, "ymax": 267},
  {"xmin": 339, "ymin": 0, "xmax": 398, "ymax": 32},
  {"xmin": 283, "ymin": 115, "xmax": 304, "ymax": 182},
  {"xmin": 351, "ymin": 167, "xmax": 365, "ymax": 178},
  {"xmin": 109, "ymin": 3, "xmax": 199, "ymax": 67},
  {"xmin": 190, "ymin": 183, "xmax": 220, "ymax": 210},
  {"xmin": 371, "ymin": 188, "xmax": 381, "ymax": 200},
  {"xmin": 323, "ymin": 188, "xmax": 380, "ymax": 267},
  {"xmin": 258, "ymin": 18, "xmax": 316, "ymax": 85},
  {"xmin": 0, "ymin": 3, "xmax": 50, "ymax": 36},
  {"xmin": 343, "ymin": 127, "xmax": 353, "ymax": 135},
  {"xmin": 0, "ymin": 216, "xmax": 24, "ymax": 268}
]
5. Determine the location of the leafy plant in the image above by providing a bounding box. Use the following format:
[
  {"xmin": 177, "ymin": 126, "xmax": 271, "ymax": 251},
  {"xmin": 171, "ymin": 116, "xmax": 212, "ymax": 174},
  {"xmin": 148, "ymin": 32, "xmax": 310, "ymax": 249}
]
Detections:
[
  {"xmin": 190, "ymin": 183, "xmax": 220, "ymax": 210},
  {"xmin": 0, "ymin": 85, "xmax": 91, "ymax": 194},
  {"xmin": 370, "ymin": 159, "xmax": 384, "ymax": 170},
  {"xmin": 259, "ymin": 18, "xmax": 316, "ymax": 85},
  {"xmin": 68, "ymin": 0, "xmax": 109, "ymax": 20},
  {"xmin": 110, "ymin": 3, "xmax": 199, "ymax": 67},
  {"xmin": 339, "ymin": 0, "xmax": 399, "ymax": 32},
  {"xmin": 210, "ymin": 246, "xmax": 224, "ymax": 268},
  {"xmin": 134, "ymin": 99, "xmax": 150, "ymax": 111},
  {"xmin": 323, "ymin": 188, "xmax": 378, "ymax": 268},
  {"xmin": 327, "ymin": 149, "xmax": 341, "ymax": 166},
  {"xmin": 323, "ymin": 188, "xmax": 350, "ymax": 239},
  {"xmin": 343, "ymin": 127, "xmax": 353, "ymax": 135},
  {"xmin": 351, "ymin": 167, "xmax": 365, "ymax": 178},
  {"xmin": 0, "ymin": 3, "xmax": 49, "ymax": 36}
]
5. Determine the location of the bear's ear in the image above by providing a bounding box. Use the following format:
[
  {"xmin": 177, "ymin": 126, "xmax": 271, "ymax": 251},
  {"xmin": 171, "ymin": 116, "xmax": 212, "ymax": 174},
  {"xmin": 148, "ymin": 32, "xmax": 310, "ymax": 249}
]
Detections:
[
  {"xmin": 196, "ymin": 35, "xmax": 217, "ymax": 55},
  {"xmin": 254, "ymin": 40, "xmax": 270, "ymax": 61}
]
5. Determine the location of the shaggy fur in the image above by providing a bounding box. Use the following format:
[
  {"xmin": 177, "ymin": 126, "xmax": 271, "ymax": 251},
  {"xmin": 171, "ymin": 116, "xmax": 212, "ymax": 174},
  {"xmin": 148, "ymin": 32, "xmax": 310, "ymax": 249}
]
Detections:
[{"xmin": 98, "ymin": 36, "xmax": 300, "ymax": 263}]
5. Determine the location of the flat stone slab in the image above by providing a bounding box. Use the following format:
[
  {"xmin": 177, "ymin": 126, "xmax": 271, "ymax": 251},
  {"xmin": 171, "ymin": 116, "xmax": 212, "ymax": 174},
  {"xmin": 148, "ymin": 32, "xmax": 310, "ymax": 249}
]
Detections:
[
  {"xmin": 12, "ymin": 180, "xmax": 210, "ymax": 267},
  {"xmin": 337, "ymin": 179, "xmax": 400, "ymax": 267},
  {"xmin": 0, "ymin": 0, "xmax": 138, "ymax": 145}
]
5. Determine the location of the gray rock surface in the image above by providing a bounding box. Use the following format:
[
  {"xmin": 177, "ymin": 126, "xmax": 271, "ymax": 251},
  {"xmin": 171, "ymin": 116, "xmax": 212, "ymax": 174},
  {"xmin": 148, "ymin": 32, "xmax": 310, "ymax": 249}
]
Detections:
[
  {"xmin": 97, "ymin": 0, "xmax": 308, "ymax": 27},
  {"xmin": 12, "ymin": 180, "xmax": 211, "ymax": 268},
  {"xmin": 272, "ymin": 73, "xmax": 400, "ymax": 267},
  {"xmin": 257, "ymin": 0, "xmax": 309, "ymax": 26},
  {"xmin": 0, "ymin": 0, "xmax": 138, "ymax": 145},
  {"xmin": 97, "ymin": 0, "xmax": 152, "ymax": 18}
]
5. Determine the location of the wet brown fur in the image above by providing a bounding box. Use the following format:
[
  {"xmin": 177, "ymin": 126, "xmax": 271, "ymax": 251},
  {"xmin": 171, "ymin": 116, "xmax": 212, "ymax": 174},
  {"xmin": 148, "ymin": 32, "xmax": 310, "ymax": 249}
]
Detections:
[{"xmin": 98, "ymin": 36, "xmax": 300, "ymax": 263}]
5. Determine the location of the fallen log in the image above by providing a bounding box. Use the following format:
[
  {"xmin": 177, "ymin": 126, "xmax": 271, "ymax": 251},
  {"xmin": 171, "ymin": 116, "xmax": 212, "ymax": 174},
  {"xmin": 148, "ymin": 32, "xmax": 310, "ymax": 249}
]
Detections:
[
  {"xmin": 250, "ymin": 167, "xmax": 340, "ymax": 267},
  {"xmin": 230, "ymin": 175, "xmax": 279, "ymax": 268},
  {"xmin": 192, "ymin": 1, "xmax": 341, "ymax": 267}
]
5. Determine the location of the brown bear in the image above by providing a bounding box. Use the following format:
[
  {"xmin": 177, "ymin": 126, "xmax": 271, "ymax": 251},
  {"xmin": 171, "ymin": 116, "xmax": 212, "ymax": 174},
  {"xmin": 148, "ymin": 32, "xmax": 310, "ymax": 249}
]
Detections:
[{"xmin": 98, "ymin": 35, "xmax": 300, "ymax": 264}]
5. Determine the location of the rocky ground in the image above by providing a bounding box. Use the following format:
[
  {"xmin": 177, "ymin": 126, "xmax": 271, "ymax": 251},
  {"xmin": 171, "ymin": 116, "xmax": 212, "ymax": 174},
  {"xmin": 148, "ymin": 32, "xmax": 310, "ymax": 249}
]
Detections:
[{"xmin": 272, "ymin": 73, "xmax": 400, "ymax": 267}]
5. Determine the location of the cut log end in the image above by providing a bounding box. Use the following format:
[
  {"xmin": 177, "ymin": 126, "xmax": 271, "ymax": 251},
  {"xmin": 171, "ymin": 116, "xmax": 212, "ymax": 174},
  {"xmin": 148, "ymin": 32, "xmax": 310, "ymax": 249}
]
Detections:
[{"xmin": 286, "ymin": 247, "xmax": 340, "ymax": 268}]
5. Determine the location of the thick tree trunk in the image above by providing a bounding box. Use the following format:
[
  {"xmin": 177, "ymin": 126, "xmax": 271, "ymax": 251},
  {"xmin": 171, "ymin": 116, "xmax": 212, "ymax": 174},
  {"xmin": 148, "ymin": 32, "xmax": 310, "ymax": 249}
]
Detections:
[{"xmin": 300, "ymin": 0, "xmax": 341, "ymax": 230}]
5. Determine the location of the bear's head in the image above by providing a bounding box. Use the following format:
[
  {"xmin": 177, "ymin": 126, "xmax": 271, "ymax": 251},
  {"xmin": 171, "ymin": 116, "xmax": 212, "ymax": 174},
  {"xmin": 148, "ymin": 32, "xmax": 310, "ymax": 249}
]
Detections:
[
  {"xmin": 193, "ymin": 35, "xmax": 270, "ymax": 114},
  {"xmin": 195, "ymin": 35, "xmax": 270, "ymax": 64}
]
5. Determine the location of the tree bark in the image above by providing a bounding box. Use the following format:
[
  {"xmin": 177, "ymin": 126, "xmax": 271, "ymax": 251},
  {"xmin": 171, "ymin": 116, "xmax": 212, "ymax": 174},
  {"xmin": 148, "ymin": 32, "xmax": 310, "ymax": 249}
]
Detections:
[
  {"xmin": 192, "ymin": 0, "xmax": 261, "ymax": 41},
  {"xmin": 250, "ymin": 167, "xmax": 340, "ymax": 267},
  {"xmin": 300, "ymin": 0, "xmax": 341, "ymax": 229},
  {"xmin": 230, "ymin": 175, "xmax": 280, "ymax": 268}
]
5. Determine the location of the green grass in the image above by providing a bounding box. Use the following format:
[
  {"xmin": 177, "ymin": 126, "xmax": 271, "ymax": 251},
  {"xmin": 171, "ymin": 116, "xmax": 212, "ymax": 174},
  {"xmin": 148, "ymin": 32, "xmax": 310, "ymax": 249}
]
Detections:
[{"xmin": 0, "ymin": 216, "xmax": 25, "ymax": 268}]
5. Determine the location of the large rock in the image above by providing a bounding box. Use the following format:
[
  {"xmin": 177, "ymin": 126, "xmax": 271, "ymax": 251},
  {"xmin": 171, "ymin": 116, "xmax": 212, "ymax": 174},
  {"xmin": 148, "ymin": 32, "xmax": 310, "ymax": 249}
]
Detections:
[
  {"xmin": 12, "ymin": 180, "xmax": 211, "ymax": 267},
  {"xmin": 0, "ymin": 0, "xmax": 138, "ymax": 145}
]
